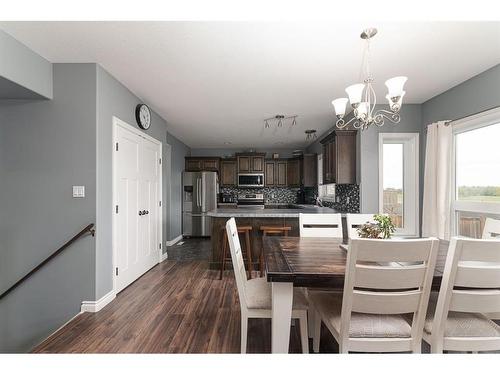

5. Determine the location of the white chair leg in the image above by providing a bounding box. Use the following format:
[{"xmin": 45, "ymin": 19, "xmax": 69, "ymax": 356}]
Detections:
[
  {"xmin": 430, "ymin": 339, "xmax": 443, "ymax": 354},
  {"xmin": 241, "ymin": 314, "xmax": 248, "ymax": 354},
  {"xmin": 307, "ymin": 309, "xmax": 314, "ymax": 338},
  {"xmin": 312, "ymin": 308, "xmax": 321, "ymax": 353},
  {"xmin": 299, "ymin": 312, "xmax": 309, "ymax": 353}
]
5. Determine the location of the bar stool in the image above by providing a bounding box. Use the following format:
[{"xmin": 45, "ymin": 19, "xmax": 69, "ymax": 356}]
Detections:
[
  {"xmin": 259, "ymin": 225, "xmax": 292, "ymax": 277},
  {"xmin": 219, "ymin": 225, "xmax": 253, "ymax": 280}
]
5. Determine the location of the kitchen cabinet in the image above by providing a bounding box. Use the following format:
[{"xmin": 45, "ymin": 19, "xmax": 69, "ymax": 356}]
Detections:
[
  {"xmin": 265, "ymin": 160, "xmax": 288, "ymax": 186},
  {"xmin": 185, "ymin": 157, "xmax": 220, "ymax": 172},
  {"xmin": 236, "ymin": 153, "xmax": 265, "ymax": 173},
  {"xmin": 287, "ymin": 158, "xmax": 301, "ymax": 187},
  {"xmin": 220, "ymin": 159, "xmax": 237, "ymax": 186},
  {"xmin": 320, "ymin": 130, "xmax": 357, "ymax": 184},
  {"xmin": 302, "ymin": 154, "xmax": 317, "ymax": 187}
]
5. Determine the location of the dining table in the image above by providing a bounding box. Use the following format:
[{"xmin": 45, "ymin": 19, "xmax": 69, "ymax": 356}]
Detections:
[{"xmin": 263, "ymin": 236, "xmax": 448, "ymax": 353}]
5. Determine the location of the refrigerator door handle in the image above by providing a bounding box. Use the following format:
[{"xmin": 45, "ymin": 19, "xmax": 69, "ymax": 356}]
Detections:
[
  {"xmin": 197, "ymin": 178, "xmax": 202, "ymax": 208},
  {"xmin": 201, "ymin": 174, "xmax": 206, "ymax": 211}
]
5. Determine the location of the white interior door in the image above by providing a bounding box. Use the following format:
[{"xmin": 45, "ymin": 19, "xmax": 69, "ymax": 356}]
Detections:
[{"xmin": 114, "ymin": 120, "xmax": 161, "ymax": 293}]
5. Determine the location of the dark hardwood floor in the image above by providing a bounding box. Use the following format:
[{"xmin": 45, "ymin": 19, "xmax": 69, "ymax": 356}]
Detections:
[{"xmin": 32, "ymin": 239, "xmax": 338, "ymax": 353}]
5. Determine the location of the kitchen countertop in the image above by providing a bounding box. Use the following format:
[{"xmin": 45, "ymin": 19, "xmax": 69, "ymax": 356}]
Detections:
[{"xmin": 207, "ymin": 206, "xmax": 342, "ymax": 218}]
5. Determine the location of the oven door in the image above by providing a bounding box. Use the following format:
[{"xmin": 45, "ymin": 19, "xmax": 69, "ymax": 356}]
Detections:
[{"xmin": 238, "ymin": 174, "xmax": 264, "ymax": 187}]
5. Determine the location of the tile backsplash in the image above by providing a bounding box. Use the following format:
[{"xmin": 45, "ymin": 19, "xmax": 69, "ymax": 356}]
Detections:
[
  {"xmin": 220, "ymin": 186, "xmax": 300, "ymax": 204},
  {"xmin": 321, "ymin": 184, "xmax": 360, "ymax": 213},
  {"xmin": 220, "ymin": 183, "xmax": 360, "ymax": 212}
]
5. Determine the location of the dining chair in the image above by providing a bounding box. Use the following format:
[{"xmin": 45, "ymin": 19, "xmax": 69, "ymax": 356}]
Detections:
[
  {"xmin": 423, "ymin": 237, "xmax": 500, "ymax": 353},
  {"xmin": 310, "ymin": 237, "xmax": 439, "ymax": 353},
  {"xmin": 345, "ymin": 214, "xmax": 375, "ymax": 239},
  {"xmin": 299, "ymin": 213, "xmax": 343, "ymax": 338},
  {"xmin": 482, "ymin": 217, "xmax": 500, "ymax": 239},
  {"xmin": 226, "ymin": 218, "xmax": 309, "ymax": 353},
  {"xmin": 299, "ymin": 213, "xmax": 343, "ymax": 238}
]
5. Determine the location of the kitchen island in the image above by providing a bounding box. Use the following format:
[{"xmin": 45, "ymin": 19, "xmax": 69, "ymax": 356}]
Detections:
[{"xmin": 207, "ymin": 206, "xmax": 343, "ymax": 270}]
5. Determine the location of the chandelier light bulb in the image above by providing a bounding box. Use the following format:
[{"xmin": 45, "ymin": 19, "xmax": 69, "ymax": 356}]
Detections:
[
  {"xmin": 332, "ymin": 98, "xmax": 349, "ymax": 117},
  {"xmin": 385, "ymin": 76, "xmax": 408, "ymax": 97},
  {"xmin": 356, "ymin": 102, "xmax": 369, "ymax": 118}
]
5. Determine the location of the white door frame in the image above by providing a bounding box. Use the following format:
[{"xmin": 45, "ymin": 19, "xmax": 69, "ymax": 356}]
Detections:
[{"xmin": 112, "ymin": 116, "xmax": 163, "ymax": 294}]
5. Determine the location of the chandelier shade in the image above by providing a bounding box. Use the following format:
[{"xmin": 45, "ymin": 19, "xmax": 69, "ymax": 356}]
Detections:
[
  {"xmin": 331, "ymin": 28, "xmax": 407, "ymax": 131},
  {"xmin": 385, "ymin": 76, "xmax": 407, "ymax": 97},
  {"xmin": 331, "ymin": 98, "xmax": 349, "ymax": 117},
  {"xmin": 345, "ymin": 83, "xmax": 365, "ymax": 105}
]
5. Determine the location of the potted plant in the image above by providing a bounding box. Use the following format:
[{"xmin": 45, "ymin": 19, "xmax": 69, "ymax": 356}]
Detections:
[{"xmin": 357, "ymin": 214, "xmax": 396, "ymax": 239}]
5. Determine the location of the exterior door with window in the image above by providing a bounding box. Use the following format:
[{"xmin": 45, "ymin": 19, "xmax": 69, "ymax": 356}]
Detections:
[{"xmin": 379, "ymin": 133, "xmax": 419, "ymax": 236}]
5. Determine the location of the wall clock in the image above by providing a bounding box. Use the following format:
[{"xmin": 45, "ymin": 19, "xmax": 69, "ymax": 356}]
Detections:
[{"xmin": 135, "ymin": 104, "xmax": 151, "ymax": 130}]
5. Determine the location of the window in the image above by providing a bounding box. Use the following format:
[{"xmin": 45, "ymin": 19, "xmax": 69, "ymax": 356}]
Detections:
[
  {"xmin": 452, "ymin": 109, "xmax": 500, "ymax": 238},
  {"xmin": 379, "ymin": 133, "xmax": 419, "ymax": 236}
]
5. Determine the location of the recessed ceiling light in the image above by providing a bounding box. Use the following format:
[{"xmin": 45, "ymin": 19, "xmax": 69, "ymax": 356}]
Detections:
[
  {"xmin": 274, "ymin": 141, "xmax": 285, "ymax": 145},
  {"xmin": 223, "ymin": 141, "xmax": 232, "ymax": 145}
]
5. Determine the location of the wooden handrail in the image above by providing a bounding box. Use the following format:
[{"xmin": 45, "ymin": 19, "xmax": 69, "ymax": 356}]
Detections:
[{"xmin": 0, "ymin": 223, "xmax": 95, "ymax": 301}]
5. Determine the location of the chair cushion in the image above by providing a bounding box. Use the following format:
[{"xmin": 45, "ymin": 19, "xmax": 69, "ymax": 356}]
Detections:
[
  {"xmin": 244, "ymin": 277, "xmax": 308, "ymax": 310},
  {"xmin": 309, "ymin": 291, "xmax": 412, "ymax": 338},
  {"xmin": 424, "ymin": 293, "xmax": 500, "ymax": 337}
]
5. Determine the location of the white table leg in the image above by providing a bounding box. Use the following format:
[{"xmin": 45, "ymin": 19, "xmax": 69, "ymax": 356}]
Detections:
[{"xmin": 271, "ymin": 282, "xmax": 294, "ymax": 353}]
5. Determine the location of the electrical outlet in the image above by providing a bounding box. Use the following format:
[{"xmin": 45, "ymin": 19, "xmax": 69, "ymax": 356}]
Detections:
[{"xmin": 72, "ymin": 186, "xmax": 85, "ymax": 198}]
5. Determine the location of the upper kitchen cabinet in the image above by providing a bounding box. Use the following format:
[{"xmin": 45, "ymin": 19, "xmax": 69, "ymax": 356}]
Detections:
[
  {"xmin": 287, "ymin": 154, "xmax": 317, "ymax": 187},
  {"xmin": 236, "ymin": 153, "xmax": 265, "ymax": 173},
  {"xmin": 185, "ymin": 157, "xmax": 220, "ymax": 172},
  {"xmin": 302, "ymin": 154, "xmax": 317, "ymax": 187},
  {"xmin": 320, "ymin": 130, "xmax": 357, "ymax": 184},
  {"xmin": 265, "ymin": 159, "xmax": 287, "ymax": 186},
  {"xmin": 220, "ymin": 158, "xmax": 237, "ymax": 186}
]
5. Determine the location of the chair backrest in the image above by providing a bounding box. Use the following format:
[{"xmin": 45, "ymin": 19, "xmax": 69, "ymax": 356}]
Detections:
[
  {"xmin": 346, "ymin": 214, "xmax": 375, "ymax": 239},
  {"xmin": 226, "ymin": 218, "xmax": 248, "ymax": 311},
  {"xmin": 299, "ymin": 213, "xmax": 343, "ymax": 238},
  {"xmin": 431, "ymin": 237, "xmax": 500, "ymax": 339},
  {"xmin": 482, "ymin": 218, "xmax": 500, "ymax": 239},
  {"xmin": 340, "ymin": 237, "xmax": 439, "ymax": 348}
]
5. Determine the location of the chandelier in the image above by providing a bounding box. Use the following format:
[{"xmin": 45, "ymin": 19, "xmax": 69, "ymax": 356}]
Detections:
[{"xmin": 331, "ymin": 28, "xmax": 407, "ymax": 131}]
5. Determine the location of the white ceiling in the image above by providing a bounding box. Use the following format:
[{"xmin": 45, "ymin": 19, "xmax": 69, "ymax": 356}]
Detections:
[{"xmin": 1, "ymin": 21, "xmax": 499, "ymax": 148}]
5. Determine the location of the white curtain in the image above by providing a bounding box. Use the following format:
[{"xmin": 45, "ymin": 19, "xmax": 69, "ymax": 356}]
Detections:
[{"xmin": 422, "ymin": 121, "xmax": 453, "ymax": 240}]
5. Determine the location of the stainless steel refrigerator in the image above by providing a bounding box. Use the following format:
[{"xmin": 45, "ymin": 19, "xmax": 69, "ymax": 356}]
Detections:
[{"xmin": 182, "ymin": 171, "xmax": 218, "ymax": 237}]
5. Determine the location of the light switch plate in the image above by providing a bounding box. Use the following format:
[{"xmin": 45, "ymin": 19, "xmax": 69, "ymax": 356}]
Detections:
[{"xmin": 73, "ymin": 185, "xmax": 85, "ymax": 198}]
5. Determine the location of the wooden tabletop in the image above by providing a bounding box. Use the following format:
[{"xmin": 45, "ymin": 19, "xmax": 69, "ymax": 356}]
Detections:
[{"xmin": 263, "ymin": 236, "xmax": 447, "ymax": 289}]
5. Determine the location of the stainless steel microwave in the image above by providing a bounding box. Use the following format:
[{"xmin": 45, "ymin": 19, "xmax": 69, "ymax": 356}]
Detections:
[{"xmin": 238, "ymin": 173, "xmax": 264, "ymax": 187}]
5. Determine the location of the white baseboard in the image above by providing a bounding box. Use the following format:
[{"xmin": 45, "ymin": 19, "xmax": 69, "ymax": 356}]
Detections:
[
  {"xmin": 166, "ymin": 235, "xmax": 183, "ymax": 247},
  {"xmin": 160, "ymin": 251, "xmax": 169, "ymax": 262},
  {"xmin": 81, "ymin": 290, "xmax": 116, "ymax": 313}
]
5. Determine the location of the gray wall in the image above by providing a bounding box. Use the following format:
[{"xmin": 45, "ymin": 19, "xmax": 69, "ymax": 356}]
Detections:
[
  {"xmin": 422, "ymin": 64, "xmax": 500, "ymax": 126},
  {"xmin": 166, "ymin": 132, "xmax": 191, "ymax": 241},
  {"xmin": 0, "ymin": 30, "xmax": 53, "ymax": 99},
  {"xmin": 0, "ymin": 64, "xmax": 97, "ymax": 353},
  {"xmin": 95, "ymin": 66, "xmax": 191, "ymax": 298}
]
